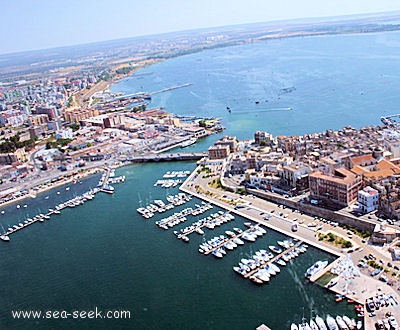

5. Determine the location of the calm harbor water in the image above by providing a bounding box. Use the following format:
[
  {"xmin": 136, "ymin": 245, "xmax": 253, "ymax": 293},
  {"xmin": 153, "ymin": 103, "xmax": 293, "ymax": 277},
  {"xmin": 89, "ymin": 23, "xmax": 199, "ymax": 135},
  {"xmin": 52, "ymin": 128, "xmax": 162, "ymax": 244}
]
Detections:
[
  {"xmin": 0, "ymin": 163, "xmax": 353, "ymax": 329},
  {"xmin": 2, "ymin": 31, "xmax": 400, "ymax": 329}
]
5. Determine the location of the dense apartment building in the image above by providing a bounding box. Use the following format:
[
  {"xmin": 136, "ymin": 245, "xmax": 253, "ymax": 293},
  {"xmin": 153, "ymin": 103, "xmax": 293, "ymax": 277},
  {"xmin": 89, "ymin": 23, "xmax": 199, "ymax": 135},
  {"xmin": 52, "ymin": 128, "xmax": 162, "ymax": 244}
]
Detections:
[
  {"xmin": 309, "ymin": 168, "xmax": 363, "ymax": 206},
  {"xmin": 214, "ymin": 136, "xmax": 238, "ymax": 152},
  {"xmin": 0, "ymin": 148, "xmax": 27, "ymax": 165},
  {"xmin": 281, "ymin": 163, "xmax": 311, "ymax": 191},
  {"xmin": 254, "ymin": 131, "xmax": 273, "ymax": 146},
  {"xmin": 28, "ymin": 114, "xmax": 49, "ymax": 127},
  {"xmin": 63, "ymin": 108, "xmax": 100, "ymax": 124},
  {"xmin": 208, "ymin": 145, "xmax": 230, "ymax": 160}
]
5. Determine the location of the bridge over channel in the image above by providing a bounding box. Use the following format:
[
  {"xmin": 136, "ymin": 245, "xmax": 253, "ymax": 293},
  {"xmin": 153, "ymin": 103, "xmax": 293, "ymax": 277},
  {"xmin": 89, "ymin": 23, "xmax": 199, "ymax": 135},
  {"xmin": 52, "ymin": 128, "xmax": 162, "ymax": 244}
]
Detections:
[{"xmin": 119, "ymin": 152, "xmax": 207, "ymax": 163}]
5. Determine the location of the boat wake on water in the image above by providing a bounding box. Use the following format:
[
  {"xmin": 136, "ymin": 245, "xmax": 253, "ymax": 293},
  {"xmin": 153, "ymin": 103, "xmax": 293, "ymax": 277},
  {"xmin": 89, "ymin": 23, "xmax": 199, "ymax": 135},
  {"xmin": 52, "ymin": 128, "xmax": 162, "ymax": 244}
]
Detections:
[
  {"xmin": 228, "ymin": 107, "xmax": 293, "ymax": 114},
  {"xmin": 287, "ymin": 265, "xmax": 316, "ymax": 313}
]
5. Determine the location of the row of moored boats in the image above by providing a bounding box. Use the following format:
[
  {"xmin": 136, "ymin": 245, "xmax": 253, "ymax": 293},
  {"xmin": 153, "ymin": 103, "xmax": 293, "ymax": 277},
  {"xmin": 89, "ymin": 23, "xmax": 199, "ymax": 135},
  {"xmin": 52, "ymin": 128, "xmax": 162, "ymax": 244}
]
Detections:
[
  {"xmin": 233, "ymin": 241, "xmax": 308, "ymax": 283},
  {"xmin": 175, "ymin": 211, "xmax": 234, "ymax": 239},
  {"xmin": 156, "ymin": 202, "xmax": 213, "ymax": 229},
  {"xmin": 136, "ymin": 193, "xmax": 191, "ymax": 219},
  {"xmin": 1, "ymin": 189, "xmax": 98, "ymax": 242},
  {"xmin": 291, "ymin": 314, "xmax": 361, "ymax": 330},
  {"xmin": 198, "ymin": 223, "xmax": 267, "ymax": 258}
]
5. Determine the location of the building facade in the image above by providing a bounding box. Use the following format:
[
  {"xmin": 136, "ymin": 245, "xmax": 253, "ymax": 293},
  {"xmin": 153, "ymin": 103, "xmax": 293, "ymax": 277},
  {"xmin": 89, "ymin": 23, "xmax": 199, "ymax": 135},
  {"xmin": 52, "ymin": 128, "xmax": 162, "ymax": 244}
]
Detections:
[
  {"xmin": 309, "ymin": 167, "xmax": 363, "ymax": 206},
  {"xmin": 358, "ymin": 186, "xmax": 379, "ymax": 213}
]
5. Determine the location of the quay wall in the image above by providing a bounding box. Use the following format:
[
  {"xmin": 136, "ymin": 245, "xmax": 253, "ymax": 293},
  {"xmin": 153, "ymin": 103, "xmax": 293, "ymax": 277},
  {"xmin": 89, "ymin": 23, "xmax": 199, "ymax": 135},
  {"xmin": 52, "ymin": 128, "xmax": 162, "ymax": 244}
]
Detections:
[
  {"xmin": 247, "ymin": 188, "xmax": 376, "ymax": 232},
  {"xmin": 119, "ymin": 152, "xmax": 207, "ymax": 164}
]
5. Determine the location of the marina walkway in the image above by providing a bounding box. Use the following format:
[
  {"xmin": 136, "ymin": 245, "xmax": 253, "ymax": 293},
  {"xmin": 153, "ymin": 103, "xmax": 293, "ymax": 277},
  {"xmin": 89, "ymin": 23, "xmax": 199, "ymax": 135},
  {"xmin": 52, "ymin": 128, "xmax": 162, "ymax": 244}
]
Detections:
[
  {"xmin": 243, "ymin": 241, "xmax": 303, "ymax": 278},
  {"xmin": 202, "ymin": 225, "xmax": 264, "ymax": 256}
]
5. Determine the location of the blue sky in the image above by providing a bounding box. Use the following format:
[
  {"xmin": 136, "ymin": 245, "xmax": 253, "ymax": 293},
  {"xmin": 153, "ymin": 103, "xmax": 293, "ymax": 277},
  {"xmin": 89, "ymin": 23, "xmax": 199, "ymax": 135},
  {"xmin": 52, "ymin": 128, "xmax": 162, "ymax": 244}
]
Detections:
[{"xmin": 1, "ymin": 0, "xmax": 400, "ymax": 54}]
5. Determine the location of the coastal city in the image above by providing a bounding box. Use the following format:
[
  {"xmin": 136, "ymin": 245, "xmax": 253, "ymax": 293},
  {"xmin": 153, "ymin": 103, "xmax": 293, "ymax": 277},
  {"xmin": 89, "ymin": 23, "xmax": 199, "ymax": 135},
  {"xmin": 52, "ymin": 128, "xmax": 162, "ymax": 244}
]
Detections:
[{"xmin": 1, "ymin": 5, "xmax": 400, "ymax": 330}]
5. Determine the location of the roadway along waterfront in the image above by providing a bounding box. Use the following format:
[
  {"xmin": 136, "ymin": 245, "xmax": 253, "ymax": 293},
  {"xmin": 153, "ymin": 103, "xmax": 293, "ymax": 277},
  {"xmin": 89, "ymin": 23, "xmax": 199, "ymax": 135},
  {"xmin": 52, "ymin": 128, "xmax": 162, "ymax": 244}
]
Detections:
[{"xmin": 180, "ymin": 163, "xmax": 400, "ymax": 329}]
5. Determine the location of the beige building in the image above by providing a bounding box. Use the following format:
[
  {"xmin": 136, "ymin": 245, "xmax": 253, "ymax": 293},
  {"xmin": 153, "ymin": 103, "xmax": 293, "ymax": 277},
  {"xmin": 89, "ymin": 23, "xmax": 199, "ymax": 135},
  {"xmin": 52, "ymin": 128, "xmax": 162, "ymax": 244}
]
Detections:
[
  {"xmin": 214, "ymin": 136, "xmax": 238, "ymax": 152},
  {"xmin": 309, "ymin": 167, "xmax": 363, "ymax": 206},
  {"xmin": 282, "ymin": 163, "xmax": 311, "ymax": 191},
  {"xmin": 0, "ymin": 148, "xmax": 27, "ymax": 165},
  {"xmin": 208, "ymin": 145, "xmax": 230, "ymax": 160},
  {"xmin": 63, "ymin": 108, "xmax": 100, "ymax": 124},
  {"xmin": 28, "ymin": 114, "xmax": 49, "ymax": 127},
  {"xmin": 371, "ymin": 223, "xmax": 400, "ymax": 244}
]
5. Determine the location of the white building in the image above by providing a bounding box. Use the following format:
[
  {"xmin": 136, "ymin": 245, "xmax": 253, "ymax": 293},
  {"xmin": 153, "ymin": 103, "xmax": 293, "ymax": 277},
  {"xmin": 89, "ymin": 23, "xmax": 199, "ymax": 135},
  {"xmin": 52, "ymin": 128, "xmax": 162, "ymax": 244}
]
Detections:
[
  {"xmin": 55, "ymin": 128, "xmax": 73, "ymax": 139},
  {"xmin": 358, "ymin": 186, "xmax": 379, "ymax": 213}
]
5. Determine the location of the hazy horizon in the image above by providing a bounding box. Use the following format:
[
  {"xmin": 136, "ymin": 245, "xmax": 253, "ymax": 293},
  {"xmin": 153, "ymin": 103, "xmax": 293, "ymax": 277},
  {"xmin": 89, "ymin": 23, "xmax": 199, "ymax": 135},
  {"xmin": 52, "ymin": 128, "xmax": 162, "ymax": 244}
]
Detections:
[{"xmin": 2, "ymin": 0, "xmax": 400, "ymax": 55}]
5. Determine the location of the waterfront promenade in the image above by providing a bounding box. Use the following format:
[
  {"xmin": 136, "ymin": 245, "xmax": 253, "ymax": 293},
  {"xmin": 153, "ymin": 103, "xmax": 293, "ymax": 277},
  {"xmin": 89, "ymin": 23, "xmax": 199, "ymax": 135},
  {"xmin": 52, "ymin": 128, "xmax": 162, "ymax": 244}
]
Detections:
[{"xmin": 180, "ymin": 165, "xmax": 400, "ymax": 329}]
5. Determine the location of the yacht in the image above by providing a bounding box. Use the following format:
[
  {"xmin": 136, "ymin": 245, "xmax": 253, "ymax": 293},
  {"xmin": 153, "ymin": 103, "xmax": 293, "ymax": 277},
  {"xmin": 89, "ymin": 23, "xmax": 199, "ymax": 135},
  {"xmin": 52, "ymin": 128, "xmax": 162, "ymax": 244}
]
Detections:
[
  {"xmin": 269, "ymin": 245, "xmax": 282, "ymax": 254},
  {"xmin": 249, "ymin": 275, "xmax": 263, "ymax": 284},
  {"xmin": 233, "ymin": 237, "xmax": 244, "ymax": 245},
  {"xmin": 291, "ymin": 324, "xmax": 299, "ymax": 330},
  {"xmin": 309, "ymin": 319, "xmax": 319, "ymax": 330},
  {"xmin": 180, "ymin": 137, "xmax": 197, "ymax": 148},
  {"xmin": 305, "ymin": 260, "xmax": 328, "ymax": 278},
  {"xmin": 255, "ymin": 269, "xmax": 270, "ymax": 282},
  {"xmin": 225, "ymin": 230, "xmax": 236, "ymax": 237},
  {"xmin": 335, "ymin": 316, "xmax": 348, "ymax": 330},
  {"xmin": 212, "ymin": 249, "xmax": 223, "ymax": 258},
  {"xmin": 315, "ymin": 315, "xmax": 328, "ymax": 330},
  {"xmin": 242, "ymin": 233, "xmax": 256, "ymax": 242},
  {"xmin": 326, "ymin": 315, "xmax": 339, "ymax": 330},
  {"xmin": 298, "ymin": 320, "xmax": 312, "ymax": 330},
  {"xmin": 0, "ymin": 234, "xmax": 10, "ymax": 242},
  {"xmin": 264, "ymin": 263, "xmax": 276, "ymax": 276},
  {"xmin": 270, "ymin": 263, "xmax": 280, "ymax": 273},
  {"xmin": 195, "ymin": 228, "xmax": 204, "ymax": 235},
  {"xmin": 342, "ymin": 316, "xmax": 356, "ymax": 329}
]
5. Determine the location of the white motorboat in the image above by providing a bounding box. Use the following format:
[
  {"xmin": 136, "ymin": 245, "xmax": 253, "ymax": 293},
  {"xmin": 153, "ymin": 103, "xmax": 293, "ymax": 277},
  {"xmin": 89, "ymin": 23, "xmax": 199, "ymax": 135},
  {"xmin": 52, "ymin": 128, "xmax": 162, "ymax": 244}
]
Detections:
[
  {"xmin": 309, "ymin": 319, "xmax": 319, "ymax": 330},
  {"xmin": 335, "ymin": 316, "xmax": 348, "ymax": 330},
  {"xmin": 305, "ymin": 260, "xmax": 328, "ymax": 278},
  {"xmin": 0, "ymin": 234, "xmax": 10, "ymax": 242},
  {"xmin": 342, "ymin": 316, "xmax": 356, "ymax": 329},
  {"xmin": 269, "ymin": 245, "xmax": 282, "ymax": 254},
  {"xmin": 315, "ymin": 315, "xmax": 328, "ymax": 330},
  {"xmin": 326, "ymin": 315, "xmax": 339, "ymax": 330}
]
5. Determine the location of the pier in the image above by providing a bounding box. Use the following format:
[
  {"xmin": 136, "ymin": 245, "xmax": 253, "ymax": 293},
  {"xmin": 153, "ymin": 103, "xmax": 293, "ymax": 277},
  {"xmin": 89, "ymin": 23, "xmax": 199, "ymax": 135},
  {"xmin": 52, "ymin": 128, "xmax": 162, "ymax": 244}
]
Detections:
[
  {"xmin": 156, "ymin": 203, "xmax": 213, "ymax": 229},
  {"xmin": 111, "ymin": 83, "xmax": 192, "ymax": 101},
  {"xmin": 120, "ymin": 152, "xmax": 207, "ymax": 163},
  {"xmin": 1, "ymin": 166, "xmax": 125, "ymax": 241},
  {"xmin": 243, "ymin": 241, "xmax": 303, "ymax": 278},
  {"xmin": 149, "ymin": 83, "xmax": 192, "ymax": 95},
  {"xmin": 177, "ymin": 211, "xmax": 232, "ymax": 236},
  {"xmin": 202, "ymin": 225, "xmax": 265, "ymax": 255}
]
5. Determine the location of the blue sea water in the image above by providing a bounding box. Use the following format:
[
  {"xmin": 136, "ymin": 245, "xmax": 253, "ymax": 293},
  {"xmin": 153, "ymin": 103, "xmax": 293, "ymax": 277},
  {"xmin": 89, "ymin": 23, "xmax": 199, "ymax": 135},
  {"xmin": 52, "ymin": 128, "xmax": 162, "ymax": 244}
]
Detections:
[
  {"xmin": 2, "ymin": 31, "xmax": 400, "ymax": 329},
  {"xmin": 112, "ymin": 31, "xmax": 400, "ymax": 142}
]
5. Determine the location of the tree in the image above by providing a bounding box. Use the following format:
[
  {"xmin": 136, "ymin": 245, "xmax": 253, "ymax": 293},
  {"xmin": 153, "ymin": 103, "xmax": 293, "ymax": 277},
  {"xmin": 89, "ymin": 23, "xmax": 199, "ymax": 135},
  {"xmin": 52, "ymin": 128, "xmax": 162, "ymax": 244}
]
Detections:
[{"xmin": 68, "ymin": 123, "xmax": 80, "ymax": 131}]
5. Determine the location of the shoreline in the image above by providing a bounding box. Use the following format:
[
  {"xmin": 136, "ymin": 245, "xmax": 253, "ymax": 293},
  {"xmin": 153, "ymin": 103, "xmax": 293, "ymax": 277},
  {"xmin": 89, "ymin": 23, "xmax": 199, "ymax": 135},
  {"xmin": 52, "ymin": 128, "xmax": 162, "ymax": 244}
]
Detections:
[
  {"xmin": 179, "ymin": 163, "xmax": 400, "ymax": 329},
  {"xmin": 0, "ymin": 167, "xmax": 103, "ymax": 209}
]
